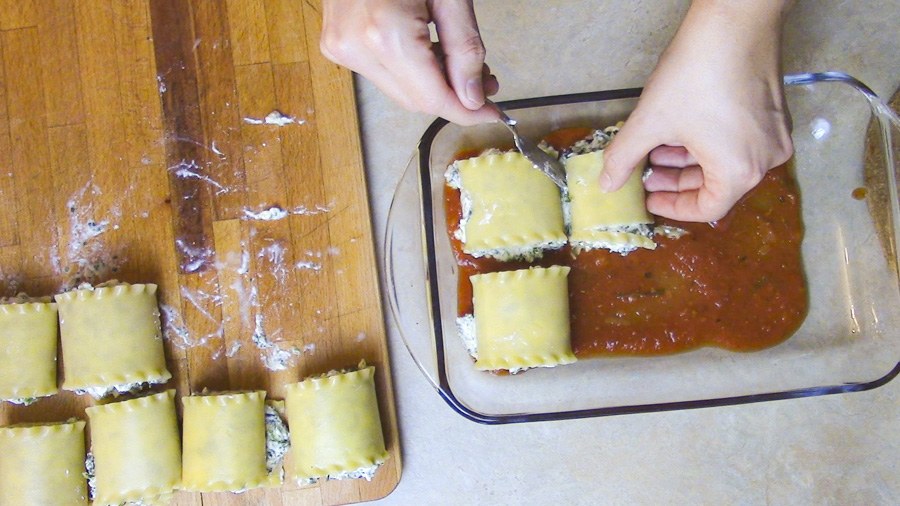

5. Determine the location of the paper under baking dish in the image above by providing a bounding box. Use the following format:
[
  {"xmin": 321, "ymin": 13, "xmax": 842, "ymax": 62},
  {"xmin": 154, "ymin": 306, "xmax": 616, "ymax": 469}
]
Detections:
[{"xmin": 385, "ymin": 72, "xmax": 900, "ymax": 424}]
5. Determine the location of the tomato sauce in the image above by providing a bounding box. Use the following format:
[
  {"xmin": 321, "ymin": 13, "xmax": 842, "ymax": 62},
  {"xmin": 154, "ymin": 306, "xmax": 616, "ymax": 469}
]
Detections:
[{"xmin": 445, "ymin": 129, "xmax": 808, "ymax": 356}]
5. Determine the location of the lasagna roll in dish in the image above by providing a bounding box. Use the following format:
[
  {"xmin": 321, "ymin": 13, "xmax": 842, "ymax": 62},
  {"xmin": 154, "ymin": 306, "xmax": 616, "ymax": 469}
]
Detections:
[
  {"xmin": 0, "ymin": 297, "xmax": 58, "ymax": 404},
  {"xmin": 285, "ymin": 362, "xmax": 388, "ymax": 484},
  {"xmin": 445, "ymin": 150, "xmax": 566, "ymax": 261},
  {"xmin": 467, "ymin": 265, "xmax": 576, "ymax": 372},
  {"xmin": 0, "ymin": 420, "xmax": 88, "ymax": 506},
  {"xmin": 85, "ymin": 390, "xmax": 181, "ymax": 505},
  {"xmin": 56, "ymin": 282, "xmax": 171, "ymax": 398},
  {"xmin": 563, "ymin": 126, "xmax": 656, "ymax": 254},
  {"xmin": 181, "ymin": 391, "xmax": 273, "ymax": 492}
]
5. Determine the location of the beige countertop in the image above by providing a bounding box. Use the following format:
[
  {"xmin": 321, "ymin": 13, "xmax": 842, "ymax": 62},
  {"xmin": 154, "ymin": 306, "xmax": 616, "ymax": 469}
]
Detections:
[{"xmin": 357, "ymin": 1, "xmax": 898, "ymax": 504}]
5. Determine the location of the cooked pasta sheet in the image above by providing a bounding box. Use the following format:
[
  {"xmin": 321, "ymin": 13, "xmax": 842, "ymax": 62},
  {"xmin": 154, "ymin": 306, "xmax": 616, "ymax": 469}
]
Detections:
[
  {"xmin": 182, "ymin": 391, "xmax": 271, "ymax": 492},
  {"xmin": 0, "ymin": 420, "xmax": 88, "ymax": 506},
  {"xmin": 56, "ymin": 283, "xmax": 171, "ymax": 398},
  {"xmin": 564, "ymin": 131, "xmax": 656, "ymax": 254},
  {"xmin": 86, "ymin": 390, "xmax": 181, "ymax": 505},
  {"xmin": 0, "ymin": 300, "xmax": 58, "ymax": 403},
  {"xmin": 446, "ymin": 150, "xmax": 566, "ymax": 261},
  {"xmin": 285, "ymin": 363, "xmax": 388, "ymax": 484},
  {"xmin": 470, "ymin": 266, "xmax": 576, "ymax": 372}
]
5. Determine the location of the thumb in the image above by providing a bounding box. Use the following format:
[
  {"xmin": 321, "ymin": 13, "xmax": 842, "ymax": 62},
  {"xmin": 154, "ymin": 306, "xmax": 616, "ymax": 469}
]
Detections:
[
  {"xmin": 431, "ymin": 0, "xmax": 489, "ymax": 110},
  {"xmin": 601, "ymin": 114, "xmax": 659, "ymax": 192}
]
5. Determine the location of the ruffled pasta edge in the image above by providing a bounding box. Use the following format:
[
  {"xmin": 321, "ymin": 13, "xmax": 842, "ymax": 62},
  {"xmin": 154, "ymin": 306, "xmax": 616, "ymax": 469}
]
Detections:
[
  {"xmin": 182, "ymin": 390, "xmax": 266, "ymax": 407},
  {"xmin": 0, "ymin": 301, "xmax": 57, "ymax": 315},
  {"xmin": 284, "ymin": 363, "xmax": 375, "ymax": 393},
  {"xmin": 0, "ymin": 419, "xmax": 85, "ymax": 438},
  {"xmin": 475, "ymin": 351, "xmax": 577, "ymax": 371},
  {"xmin": 470, "ymin": 265, "xmax": 570, "ymax": 284},
  {"xmin": 85, "ymin": 389, "xmax": 175, "ymax": 416},
  {"xmin": 54, "ymin": 283, "xmax": 158, "ymax": 303}
]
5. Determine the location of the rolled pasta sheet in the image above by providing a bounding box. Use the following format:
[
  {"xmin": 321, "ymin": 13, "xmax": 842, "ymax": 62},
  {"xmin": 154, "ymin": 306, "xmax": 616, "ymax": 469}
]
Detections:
[
  {"xmin": 285, "ymin": 364, "xmax": 388, "ymax": 483},
  {"xmin": 471, "ymin": 266, "xmax": 576, "ymax": 371},
  {"xmin": 447, "ymin": 151, "xmax": 566, "ymax": 261},
  {"xmin": 85, "ymin": 390, "xmax": 181, "ymax": 505},
  {"xmin": 182, "ymin": 391, "xmax": 269, "ymax": 492},
  {"xmin": 565, "ymin": 150, "xmax": 656, "ymax": 253},
  {"xmin": 0, "ymin": 301, "xmax": 58, "ymax": 402},
  {"xmin": 56, "ymin": 283, "xmax": 171, "ymax": 395},
  {"xmin": 0, "ymin": 420, "xmax": 88, "ymax": 506}
]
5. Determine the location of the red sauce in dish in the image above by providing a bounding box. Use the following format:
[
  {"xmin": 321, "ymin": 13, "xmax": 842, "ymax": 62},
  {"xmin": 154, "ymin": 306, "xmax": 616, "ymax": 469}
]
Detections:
[{"xmin": 445, "ymin": 128, "xmax": 808, "ymax": 356}]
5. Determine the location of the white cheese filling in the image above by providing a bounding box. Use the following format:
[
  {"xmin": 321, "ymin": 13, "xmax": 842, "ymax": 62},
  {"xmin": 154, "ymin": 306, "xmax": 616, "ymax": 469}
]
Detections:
[
  {"xmin": 4, "ymin": 396, "xmax": 40, "ymax": 406},
  {"xmin": 265, "ymin": 405, "xmax": 291, "ymax": 476},
  {"xmin": 571, "ymin": 223, "xmax": 656, "ymax": 256},
  {"xmin": 74, "ymin": 380, "xmax": 156, "ymax": 400}
]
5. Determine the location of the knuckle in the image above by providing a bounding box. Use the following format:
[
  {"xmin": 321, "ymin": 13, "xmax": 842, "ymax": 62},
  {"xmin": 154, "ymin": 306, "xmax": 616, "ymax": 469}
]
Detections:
[{"xmin": 457, "ymin": 34, "xmax": 487, "ymax": 60}]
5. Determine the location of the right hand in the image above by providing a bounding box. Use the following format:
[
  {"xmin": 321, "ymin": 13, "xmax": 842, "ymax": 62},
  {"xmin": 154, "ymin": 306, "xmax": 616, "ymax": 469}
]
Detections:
[{"xmin": 320, "ymin": 0, "xmax": 500, "ymax": 126}]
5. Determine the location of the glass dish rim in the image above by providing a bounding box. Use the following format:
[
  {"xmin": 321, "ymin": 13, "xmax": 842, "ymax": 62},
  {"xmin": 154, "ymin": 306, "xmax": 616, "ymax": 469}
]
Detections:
[{"xmin": 404, "ymin": 71, "xmax": 900, "ymax": 425}]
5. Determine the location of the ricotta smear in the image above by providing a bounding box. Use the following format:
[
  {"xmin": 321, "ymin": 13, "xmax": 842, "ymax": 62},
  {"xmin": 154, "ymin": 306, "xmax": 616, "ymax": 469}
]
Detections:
[{"xmin": 265, "ymin": 405, "xmax": 291, "ymax": 476}]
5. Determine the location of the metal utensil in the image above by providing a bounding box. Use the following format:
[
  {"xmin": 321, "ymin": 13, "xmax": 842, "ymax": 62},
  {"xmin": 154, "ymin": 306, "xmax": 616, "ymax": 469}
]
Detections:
[{"xmin": 493, "ymin": 104, "xmax": 567, "ymax": 189}]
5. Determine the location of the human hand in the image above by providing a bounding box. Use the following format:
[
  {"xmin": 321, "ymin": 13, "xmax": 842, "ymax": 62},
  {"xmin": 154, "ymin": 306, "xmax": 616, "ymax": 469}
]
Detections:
[
  {"xmin": 320, "ymin": 0, "xmax": 500, "ymax": 126},
  {"xmin": 602, "ymin": 0, "xmax": 794, "ymax": 222}
]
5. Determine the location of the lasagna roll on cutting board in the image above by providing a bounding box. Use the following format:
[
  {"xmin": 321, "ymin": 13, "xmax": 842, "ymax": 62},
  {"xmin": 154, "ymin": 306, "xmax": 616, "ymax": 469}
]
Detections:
[
  {"xmin": 445, "ymin": 150, "xmax": 566, "ymax": 261},
  {"xmin": 0, "ymin": 420, "xmax": 88, "ymax": 506},
  {"xmin": 56, "ymin": 282, "xmax": 171, "ymax": 398},
  {"xmin": 285, "ymin": 362, "xmax": 388, "ymax": 484},
  {"xmin": 182, "ymin": 391, "xmax": 272, "ymax": 492},
  {"xmin": 0, "ymin": 298, "xmax": 58, "ymax": 404},
  {"xmin": 85, "ymin": 390, "xmax": 181, "ymax": 505},
  {"xmin": 563, "ymin": 127, "xmax": 656, "ymax": 254},
  {"xmin": 470, "ymin": 265, "xmax": 576, "ymax": 372}
]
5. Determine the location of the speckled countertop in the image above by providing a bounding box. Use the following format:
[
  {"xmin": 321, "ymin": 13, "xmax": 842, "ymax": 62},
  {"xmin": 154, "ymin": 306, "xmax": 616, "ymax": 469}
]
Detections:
[{"xmin": 357, "ymin": 2, "xmax": 899, "ymax": 503}]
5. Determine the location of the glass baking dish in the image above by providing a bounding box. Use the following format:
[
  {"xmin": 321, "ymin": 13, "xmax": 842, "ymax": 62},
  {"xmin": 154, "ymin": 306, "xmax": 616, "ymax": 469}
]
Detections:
[{"xmin": 385, "ymin": 72, "xmax": 900, "ymax": 424}]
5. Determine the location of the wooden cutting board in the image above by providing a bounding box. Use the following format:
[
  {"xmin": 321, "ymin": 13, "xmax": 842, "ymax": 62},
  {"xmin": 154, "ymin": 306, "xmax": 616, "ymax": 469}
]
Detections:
[{"xmin": 0, "ymin": 0, "xmax": 401, "ymax": 504}]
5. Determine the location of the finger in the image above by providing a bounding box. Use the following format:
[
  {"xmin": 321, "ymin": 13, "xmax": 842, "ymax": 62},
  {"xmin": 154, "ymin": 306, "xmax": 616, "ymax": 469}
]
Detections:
[
  {"xmin": 602, "ymin": 112, "xmax": 660, "ymax": 192},
  {"xmin": 644, "ymin": 165, "xmax": 704, "ymax": 192},
  {"xmin": 649, "ymin": 145, "xmax": 697, "ymax": 168},
  {"xmin": 431, "ymin": 0, "xmax": 488, "ymax": 110},
  {"xmin": 482, "ymin": 64, "xmax": 500, "ymax": 96},
  {"xmin": 646, "ymin": 187, "xmax": 734, "ymax": 222}
]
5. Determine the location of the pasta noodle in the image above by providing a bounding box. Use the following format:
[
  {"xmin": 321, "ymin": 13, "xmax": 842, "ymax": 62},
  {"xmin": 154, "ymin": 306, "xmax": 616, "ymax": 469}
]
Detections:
[
  {"xmin": 56, "ymin": 283, "xmax": 170, "ymax": 398},
  {"xmin": 285, "ymin": 362, "xmax": 388, "ymax": 484},
  {"xmin": 0, "ymin": 420, "xmax": 88, "ymax": 506},
  {"xmin": 181, "ymin": 391, "xmax": 270, "ymax": 492},
  {"xmin": 0, "ymin": 300, "xmax": 58, "ymax": 403},
  {"xmin": 470, "ymin": 266, "xmax": 576, "ymax": 371},
  {"xmin": 446, "ymin": 150, "xmax": 566, "ymax": 261},
  {"xmin": 85, "ymin": 390, "xmax": 181, "ymax": 505}
]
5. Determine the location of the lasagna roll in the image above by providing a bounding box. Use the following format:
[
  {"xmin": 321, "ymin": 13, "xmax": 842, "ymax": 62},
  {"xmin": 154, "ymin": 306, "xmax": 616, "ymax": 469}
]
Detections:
[
  {"xmin": 85, "ymin": 390, "xmax": 181, "ymax": 505},
  {"xmin": 446, "ymin": 150, "xmax": 566, "ymax": 261},
  {"xmin": 470, "ymin": 266, "xmax": 576, "ymax": 372},
  {"xmin": 564, "ymin": 127, "xmax": 656, "ymax": 254},
  {"xmin": 56, "ymin": 282, "xmax": 171, "ymax": 398},
  {"xmin": 0, "ymin": 299, "xmax": 58, "ymax": 404},
  {"xmin": 182, "ymin": 391, "xmax": 270, "ymax": 492},
  {"xmin": 0, "ymin": 420, "xmax": 88, "ymax": 506},
  {"xmin": 285, "ymin": 362, "xmax": 388, "ymax": 484}
]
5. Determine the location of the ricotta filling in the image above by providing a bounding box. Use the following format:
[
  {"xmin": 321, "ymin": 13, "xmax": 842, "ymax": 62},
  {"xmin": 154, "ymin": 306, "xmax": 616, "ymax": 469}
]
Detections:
[
  {"xmin": 4, "ymin": 396, "xmax": 40, "ymax": 405},
  {"xmin": 75, "ymin": 380, "xmax": 156, "ymax": 400},
  {"xmin": 571, "ymin": 223, "xmax": 655, "ymax": 256},
  {"xmin": 265, "ymin": 405, "xmax": 291, "ymax": 476},
  {"xmin": 298, "ymin": 462, "xmax": 384, "ymax": 486}
]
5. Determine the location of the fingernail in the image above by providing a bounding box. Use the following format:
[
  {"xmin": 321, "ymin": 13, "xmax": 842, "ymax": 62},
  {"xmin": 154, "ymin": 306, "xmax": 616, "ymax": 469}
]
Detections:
[
  {"xmin": 599, "ymin": 172, "xmax": 613, "ymax": 192},
  {"xmin": 465, "ymin": 78, "xmax": 485, "ymax": 109}
]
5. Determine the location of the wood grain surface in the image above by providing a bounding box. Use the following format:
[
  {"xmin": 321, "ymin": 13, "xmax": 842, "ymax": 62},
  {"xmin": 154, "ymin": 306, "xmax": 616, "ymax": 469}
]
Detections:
[{"xmin": 0, "ymin": 0, "xmax": 401, "ymax": 504}]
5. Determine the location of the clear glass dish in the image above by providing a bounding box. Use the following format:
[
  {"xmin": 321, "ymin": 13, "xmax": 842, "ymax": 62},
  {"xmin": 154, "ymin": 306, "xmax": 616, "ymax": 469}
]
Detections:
[{"xmin": 385, "ymin": 72, "xmax": 900, "ymax": 424}]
